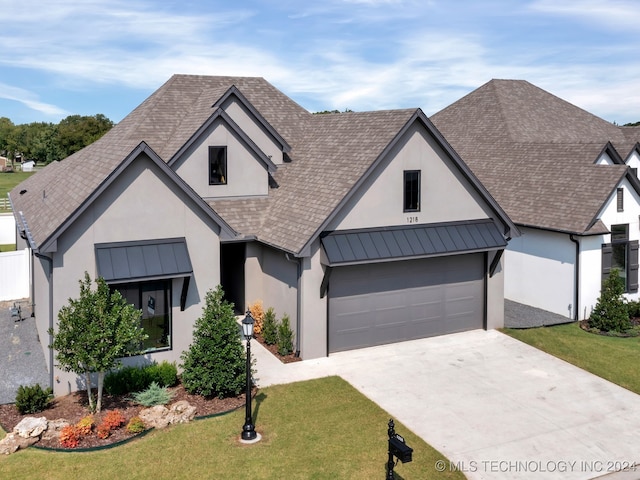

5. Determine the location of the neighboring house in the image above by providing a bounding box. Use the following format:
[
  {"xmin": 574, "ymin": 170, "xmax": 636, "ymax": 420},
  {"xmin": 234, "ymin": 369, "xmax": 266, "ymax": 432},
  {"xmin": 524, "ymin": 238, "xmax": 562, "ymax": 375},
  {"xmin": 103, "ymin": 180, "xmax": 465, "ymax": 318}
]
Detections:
[
  {"xmin": 10, "ymin": 75, "xmax": 516, "ymax": 396},
  {"xmin": 431, "ymin": 79, "xmax": 640, "ymax": 321},
  {"xmin": 0, "ymin": 156, "xmax": 8, "ymax": 170}
]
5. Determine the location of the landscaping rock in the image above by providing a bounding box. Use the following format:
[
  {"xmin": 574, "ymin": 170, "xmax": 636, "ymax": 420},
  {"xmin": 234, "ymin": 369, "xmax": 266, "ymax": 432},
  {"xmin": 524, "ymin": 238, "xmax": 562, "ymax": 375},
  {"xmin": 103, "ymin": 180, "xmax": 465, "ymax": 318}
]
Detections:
[
  {"xmin": 13, "ymin": 416, "xmax": 47, "ymax": 439},
  {"xmin": 0, "ymin": 432, "xmax": 39, "ymax": 454},
  {"xmin": 167, "ymin": 400, "xmax": 196, "ymax": 424},
  {"xmin": 139, "ymin": 401, "xmax": 196, "ymax": 429},
  {"xmin": 41, "ymin": 418, "xmax": 70, "ymax": 441}
]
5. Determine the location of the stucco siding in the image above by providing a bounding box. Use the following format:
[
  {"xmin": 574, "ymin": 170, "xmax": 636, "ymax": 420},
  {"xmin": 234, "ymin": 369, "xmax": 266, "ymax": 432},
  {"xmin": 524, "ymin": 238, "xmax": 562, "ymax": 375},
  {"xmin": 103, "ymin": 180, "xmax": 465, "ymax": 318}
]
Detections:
[
  {"xmin": 329, "ymin": 124, "xmax": 492, "ymax": 231},
  {"xmin": 46, "ymin": 154, "xmax": 222, "ymax": 396},
  {"xmin": 505, "ymin": 228, "xmax": 576, "ymax": 318},
  {"xmin": 299, "ymin": 240, "xmax": 328, "ymax": 359},
  {"xmin": 243, "ymin": 242, "xmax": 298, "ymax": 340},
  {"xmin": 172, "ymin": 119, "xmax": 269, "ymax": 199},
  {"xmin": 221, "ymin": 98, "xmax": 284, "ymax": 164}
]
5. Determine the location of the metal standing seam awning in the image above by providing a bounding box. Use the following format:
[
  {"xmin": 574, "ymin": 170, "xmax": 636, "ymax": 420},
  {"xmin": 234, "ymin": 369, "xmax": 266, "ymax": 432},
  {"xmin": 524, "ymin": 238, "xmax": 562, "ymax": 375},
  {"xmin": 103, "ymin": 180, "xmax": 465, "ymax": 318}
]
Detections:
[
  {"xmin": 320, "ymin": 219, "xmax": 507, "ymax": 267},
  {"xmin": 95, "ymin": 238, "xmax": 193, "ymax": 283}
]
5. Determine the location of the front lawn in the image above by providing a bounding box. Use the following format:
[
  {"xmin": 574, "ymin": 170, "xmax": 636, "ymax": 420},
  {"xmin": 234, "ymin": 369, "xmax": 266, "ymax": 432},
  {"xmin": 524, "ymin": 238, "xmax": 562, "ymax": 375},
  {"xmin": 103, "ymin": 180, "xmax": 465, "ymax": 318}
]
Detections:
[
  {"xmin": 0, "ymin": 376, "xmax": 463, "ymax": 479},
  {"xmin": 503, "ymin": 322, "xmax": 640, "ymax": 394},
  {"xmin": 0, "ymin": 171, "xmax": 35, "ymax": 211}
]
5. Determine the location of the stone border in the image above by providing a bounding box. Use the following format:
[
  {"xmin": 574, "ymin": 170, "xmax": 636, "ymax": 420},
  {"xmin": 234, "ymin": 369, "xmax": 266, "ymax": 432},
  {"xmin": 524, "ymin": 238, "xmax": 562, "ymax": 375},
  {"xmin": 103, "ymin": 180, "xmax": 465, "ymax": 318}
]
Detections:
[{"xmin": 25, "ymin": 402, "xmax": 245, "ymax": 453}]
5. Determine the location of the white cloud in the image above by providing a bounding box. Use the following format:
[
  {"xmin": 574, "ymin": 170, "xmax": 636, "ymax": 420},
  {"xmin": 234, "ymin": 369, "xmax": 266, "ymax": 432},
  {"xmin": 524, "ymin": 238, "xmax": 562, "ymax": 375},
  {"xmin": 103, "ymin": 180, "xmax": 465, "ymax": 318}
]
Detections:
[
  {"xmin": 0, "ymin": 83, "xmax": 69, "ymax": 118},
  {"xmin": 529, "ymin": 0, "xmax": 640, "ymax": 29}
]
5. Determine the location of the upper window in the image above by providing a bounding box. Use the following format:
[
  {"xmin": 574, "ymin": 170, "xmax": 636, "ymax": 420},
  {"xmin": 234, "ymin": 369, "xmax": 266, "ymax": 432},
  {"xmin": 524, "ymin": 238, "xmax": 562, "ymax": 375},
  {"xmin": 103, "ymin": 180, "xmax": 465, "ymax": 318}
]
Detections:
[
  {"xmin": 209, "ymin": 146, "xmax": 227, "ymax": 185},
  {"xmin": 112, "ymin": 279, "xmax": 172, "ymax": 351},
  {"xmin": 617, "ymin": 188, "xmax": 624, "ymax": 212},
  {"xmin": 403, "ymin": 170, "xmax": 421, "ymax": 212}
]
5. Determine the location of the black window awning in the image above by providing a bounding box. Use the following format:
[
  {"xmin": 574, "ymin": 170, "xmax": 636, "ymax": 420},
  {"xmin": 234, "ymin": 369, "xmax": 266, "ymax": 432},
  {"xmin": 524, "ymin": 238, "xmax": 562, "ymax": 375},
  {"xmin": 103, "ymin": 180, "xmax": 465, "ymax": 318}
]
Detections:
[
  {"xmin": 96, "ymin": 238, "xmax": 193, "ymax": 283},
  {"xmin": 321, "ymin": 219, "xmax": 507, "ymax": 266}
]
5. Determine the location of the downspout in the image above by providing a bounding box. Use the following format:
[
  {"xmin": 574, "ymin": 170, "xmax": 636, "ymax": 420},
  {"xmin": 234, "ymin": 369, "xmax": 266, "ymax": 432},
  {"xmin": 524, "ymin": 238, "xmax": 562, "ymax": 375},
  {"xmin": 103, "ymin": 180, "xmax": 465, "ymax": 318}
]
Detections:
[
  {"xmin": 34, "ymin": 251, "xmax": 54, "ymax": 392},
  {"xmin": 285, "ymin": 253, "xmax": 302, "ymax": 357},
  {"xmin": 570, "ymin": 235, "xmax": 580, "ymax": 321}
]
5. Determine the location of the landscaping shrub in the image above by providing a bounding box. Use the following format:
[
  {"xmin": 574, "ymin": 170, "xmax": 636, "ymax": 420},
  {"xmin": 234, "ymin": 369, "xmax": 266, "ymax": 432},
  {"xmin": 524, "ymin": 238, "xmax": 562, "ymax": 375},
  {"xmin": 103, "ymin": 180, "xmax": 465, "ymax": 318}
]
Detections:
[
  {"xmin": 126, "ymin": 416, "xmax": 146, "ymax": 434},
  {"xmin": 248, "ymin": 299, "xmax": 265, "ymax": 335},
  {"xmin": 181, "ymin": 285, "xmax": 247, "ymax": 398},
  {"xmin": 262, "ymin": 307, "xmax": 278, "ymax": 345},
  {"xmin": 96, "ymin": 423, "xmax": 111, "ymax": 439},
  {"xmin": 59, "ymin": 425, "xmax": 79, "ymax": 448},
  {"xmin": 132, "ymin": 382, "xmax": 175, "ymax": 407},
  {"xmin": 75, "ymin": 415, "xmax": 95, "ymax": 436},
  {"xmin": 277, "ymin": 314, "xmax": 294, "ymax": 356},
  {"xmin": 590, "ymin": 269, "xmax": 631, "ymax": 333},
  {"xmin": 147, "ymin": 361, "xmax": 178, "ymax": 388},
  {"xmin": 15, "ymin": 383, "xmax": 53, "ymax": 414},
  {"xmin": 101, "ymin": 409, "xmax": 126, "ymax": 431},
  {"xmin": 628, "ymin": 300, "xmax": 640, "ymax": 318},
  {"xmin": 104, "ymin": 361, "xmax": 178, "ymax": 395}
]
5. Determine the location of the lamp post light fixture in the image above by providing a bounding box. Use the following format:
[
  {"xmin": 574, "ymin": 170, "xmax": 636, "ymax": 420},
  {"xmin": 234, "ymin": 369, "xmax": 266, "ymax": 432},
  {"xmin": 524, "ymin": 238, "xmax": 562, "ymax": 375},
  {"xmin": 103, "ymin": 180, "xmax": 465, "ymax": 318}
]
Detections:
[{"xmin": 240, "ymin": 310, "xmax": 260, "ymax": 443}]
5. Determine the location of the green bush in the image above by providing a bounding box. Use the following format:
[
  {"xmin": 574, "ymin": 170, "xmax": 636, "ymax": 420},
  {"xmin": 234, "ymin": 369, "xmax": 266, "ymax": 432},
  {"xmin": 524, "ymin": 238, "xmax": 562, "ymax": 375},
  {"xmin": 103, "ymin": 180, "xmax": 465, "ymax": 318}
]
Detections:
[
  {"xmin": 132, "ymin": 382, "xmax": 175, "ymax": 407},
  {"xmin": 104, "ymin": 361, "xmax": 178, "ymax": 395},
  {"xmin": 628, "ymin": 300, "xmax": 640, "ymax": 318},
  {"xmin": 15, "ymin": 384, "xmax": 53, "ymax": 414},
  {"xmin": 590, "ymin": 269, "xmax": 632, "ymax": 333},
  {"xmin": 126, "ymin": 416, "xmax": 146, "ymax": 434},
  {"xmin": 262, "ymin": 307, "xmax": 278, "ymax": 345},
  {"xmin": 277, "ymin": 314, "xmax": 294, "ymax": 356},
  {"xmin": 180, "ymin": 285, "xmax": 247, "ymax": 398}
]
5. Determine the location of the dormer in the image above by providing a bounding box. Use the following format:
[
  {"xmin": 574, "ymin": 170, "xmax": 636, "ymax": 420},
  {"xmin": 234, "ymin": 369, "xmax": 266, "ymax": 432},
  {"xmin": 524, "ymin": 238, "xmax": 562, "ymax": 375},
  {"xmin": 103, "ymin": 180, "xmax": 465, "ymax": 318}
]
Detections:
[
  {"xmin": 595, "ymin": 142, "xmax": 624, "ymax": 166},
  {"xmin": 169, "ymin": 108, "xmax": 277, "ymax": 200},
  {"xmin": 213, "ymin": 85, "xmax": 291, "ymax": 165}
]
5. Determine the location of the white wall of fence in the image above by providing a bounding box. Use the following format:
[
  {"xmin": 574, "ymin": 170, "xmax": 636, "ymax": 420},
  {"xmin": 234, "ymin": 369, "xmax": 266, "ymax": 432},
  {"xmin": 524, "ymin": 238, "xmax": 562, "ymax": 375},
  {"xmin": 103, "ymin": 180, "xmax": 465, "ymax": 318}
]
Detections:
[
  {"xmin": 0, "ymin": 213, "xmax": 16, "ymax": 244},
  {"xmin": 0, "ymin": 248, "xmax": 30, "ymax": 301}
]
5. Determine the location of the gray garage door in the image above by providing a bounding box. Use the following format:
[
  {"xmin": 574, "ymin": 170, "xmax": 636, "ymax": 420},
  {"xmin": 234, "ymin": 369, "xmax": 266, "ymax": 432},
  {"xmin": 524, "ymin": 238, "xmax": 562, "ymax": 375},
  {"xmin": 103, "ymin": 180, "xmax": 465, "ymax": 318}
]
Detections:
[{"xmin": 328, "ymin": 253, "xmax": 485, "ymax": 353}]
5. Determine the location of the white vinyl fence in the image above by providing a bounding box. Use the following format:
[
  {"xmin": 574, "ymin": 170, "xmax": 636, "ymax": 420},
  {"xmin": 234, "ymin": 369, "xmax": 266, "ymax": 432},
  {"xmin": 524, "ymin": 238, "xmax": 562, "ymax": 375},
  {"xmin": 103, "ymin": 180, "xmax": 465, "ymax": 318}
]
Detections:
[
  {"xmin": 0, "ymin": 212, "xmax": 16, "ymax": 244},
  {"xmin": 0, "ymin": 248, "xmax": 29, "ymax": 301}
]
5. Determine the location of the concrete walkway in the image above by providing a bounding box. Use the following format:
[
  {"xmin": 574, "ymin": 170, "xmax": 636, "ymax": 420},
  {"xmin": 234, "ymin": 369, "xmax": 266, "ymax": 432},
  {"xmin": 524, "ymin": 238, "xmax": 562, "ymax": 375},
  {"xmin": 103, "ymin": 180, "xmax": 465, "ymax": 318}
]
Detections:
[{"xmin": 253, "ymin": 330, "xmax": 640, "ymax": 480}]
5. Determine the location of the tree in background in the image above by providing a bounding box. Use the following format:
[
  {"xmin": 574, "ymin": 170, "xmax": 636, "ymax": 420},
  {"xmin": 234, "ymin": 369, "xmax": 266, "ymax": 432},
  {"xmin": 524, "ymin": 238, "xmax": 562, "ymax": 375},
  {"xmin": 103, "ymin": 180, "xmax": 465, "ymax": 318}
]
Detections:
[
  {"xmin": 0, "ymin": 114, "xmax": 113, "ymax": 165},
  {"xmin": 181, "ymin": 285, "xmax": 247, "ymax": 398},
  {"xmin": 49, "ymin": 273, "xmax": 147, "ymax": 412}
]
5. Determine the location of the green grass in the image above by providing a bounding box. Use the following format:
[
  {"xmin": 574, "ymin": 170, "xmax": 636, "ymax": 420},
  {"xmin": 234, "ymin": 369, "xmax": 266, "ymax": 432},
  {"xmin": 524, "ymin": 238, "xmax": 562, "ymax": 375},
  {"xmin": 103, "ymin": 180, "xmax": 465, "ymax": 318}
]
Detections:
[
  {"xmin": 503, "ymin": 322, "xmax": 640, "ymax": 394},
  {"xmin": 0, "ymin": 244, "xmax": 16, "ymax": 252},
  {"xmin": 0, "ymin": 171, "xmax": 35, "ymax": 211},
  {"xmin": 0, "ymin": 376, "xmax": 463, "ymax": 479}
]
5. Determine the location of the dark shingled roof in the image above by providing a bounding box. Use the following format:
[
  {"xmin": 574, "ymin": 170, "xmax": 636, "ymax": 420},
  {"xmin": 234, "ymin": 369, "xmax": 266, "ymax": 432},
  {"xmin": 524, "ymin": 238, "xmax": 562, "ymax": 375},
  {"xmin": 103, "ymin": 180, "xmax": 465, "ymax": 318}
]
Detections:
[
  {"xmin": 431, "ymin": 79, "xmax": 640, "ymax": 235},
  {"xmin": 13, "ymin": 75, "xmax": 512, "ymax": 257}
]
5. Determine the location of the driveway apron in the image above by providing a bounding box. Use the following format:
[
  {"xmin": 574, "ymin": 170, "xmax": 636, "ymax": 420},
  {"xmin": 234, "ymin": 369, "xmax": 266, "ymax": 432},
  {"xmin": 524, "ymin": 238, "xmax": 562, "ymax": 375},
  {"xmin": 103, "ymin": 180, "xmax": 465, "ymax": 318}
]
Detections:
[{"xmin": 254, "ymin": 329, "xmax": 640, "ymax": 480}]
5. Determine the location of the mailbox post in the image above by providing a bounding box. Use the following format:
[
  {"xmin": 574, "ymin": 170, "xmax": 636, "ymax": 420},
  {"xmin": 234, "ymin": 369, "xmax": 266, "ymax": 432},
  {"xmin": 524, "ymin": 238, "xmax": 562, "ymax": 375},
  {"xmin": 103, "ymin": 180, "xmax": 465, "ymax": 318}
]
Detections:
[{"xmin": 387, "ymin": 419, "xmax": 413, "ymax": 479}]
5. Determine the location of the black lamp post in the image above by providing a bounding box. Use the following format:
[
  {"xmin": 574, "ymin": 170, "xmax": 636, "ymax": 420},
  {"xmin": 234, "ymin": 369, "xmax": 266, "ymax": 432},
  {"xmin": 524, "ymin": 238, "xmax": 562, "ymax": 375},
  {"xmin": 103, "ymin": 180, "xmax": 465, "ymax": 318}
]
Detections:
[{"xmin": 241, "ymin": 310, "xmax": 258, "ymax": 442}]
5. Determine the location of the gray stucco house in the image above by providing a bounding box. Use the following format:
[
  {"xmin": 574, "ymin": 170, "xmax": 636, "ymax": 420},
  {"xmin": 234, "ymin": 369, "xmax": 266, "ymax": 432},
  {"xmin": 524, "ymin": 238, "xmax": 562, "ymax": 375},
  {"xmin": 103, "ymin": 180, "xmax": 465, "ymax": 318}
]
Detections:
[
  {"xmin": 10, "ymin": 75, "xmax": 516, "ymax": 396},
  {"xmin": 432, "ymin": 79, "xmax": 640, "ymax": 322}
]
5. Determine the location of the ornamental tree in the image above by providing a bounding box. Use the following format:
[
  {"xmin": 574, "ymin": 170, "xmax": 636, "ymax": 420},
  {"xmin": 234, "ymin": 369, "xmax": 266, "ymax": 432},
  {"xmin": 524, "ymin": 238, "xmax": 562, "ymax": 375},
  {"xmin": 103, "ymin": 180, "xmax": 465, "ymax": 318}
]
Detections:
[
  {"xmin": 49, "ymin": 273, "xmax": 147, "ymax": 412},
  {"xmin": 589, "ymin": 268, "xmax": 631, "ymax": 333},
  {"xmin": 181, "ymin": 285, "xmax": 247, "ymax": 398}
]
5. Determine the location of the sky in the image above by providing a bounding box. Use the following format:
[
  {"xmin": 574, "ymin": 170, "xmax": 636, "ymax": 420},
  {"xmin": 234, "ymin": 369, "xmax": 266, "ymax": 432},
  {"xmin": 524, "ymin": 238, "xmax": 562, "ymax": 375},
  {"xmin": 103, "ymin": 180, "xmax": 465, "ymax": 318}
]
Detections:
[{"xmin": 1, "ymin": 0, "xmax": 639, "ymax": 126}]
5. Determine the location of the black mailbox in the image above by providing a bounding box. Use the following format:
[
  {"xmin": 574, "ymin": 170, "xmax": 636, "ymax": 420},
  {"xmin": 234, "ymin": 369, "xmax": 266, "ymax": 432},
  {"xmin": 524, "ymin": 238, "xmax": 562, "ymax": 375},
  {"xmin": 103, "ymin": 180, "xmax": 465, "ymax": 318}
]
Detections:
[{"xmin": 389, "ymin": 434, "xmax": 413, "ymax": 463}]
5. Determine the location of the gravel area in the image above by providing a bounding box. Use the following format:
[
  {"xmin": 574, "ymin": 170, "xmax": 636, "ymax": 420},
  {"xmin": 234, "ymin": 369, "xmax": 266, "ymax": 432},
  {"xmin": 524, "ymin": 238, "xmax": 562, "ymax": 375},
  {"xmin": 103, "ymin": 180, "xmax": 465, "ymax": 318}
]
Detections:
[
  {"xmin": 0, "ymin": 299, "xmax": 49, "ymax": 404},
  {"xmin": 504, "ymin": 299, "xmax": 573, "ymax": 328}
]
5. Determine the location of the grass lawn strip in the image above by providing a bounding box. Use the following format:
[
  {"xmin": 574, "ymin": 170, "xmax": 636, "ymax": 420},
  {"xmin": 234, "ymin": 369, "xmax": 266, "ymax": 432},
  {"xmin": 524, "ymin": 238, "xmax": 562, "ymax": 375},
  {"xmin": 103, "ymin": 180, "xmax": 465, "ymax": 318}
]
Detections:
[
  {"xmin": 0, "ymin": 376, "xmax": 463, "ymax": 479},
  {"xmin": 503, "ymin": 322, "xmax": 640, "ymax": 395},
  {"xmin": 0, "ymin": 171, "xmax": 35, "ymax": 211}
]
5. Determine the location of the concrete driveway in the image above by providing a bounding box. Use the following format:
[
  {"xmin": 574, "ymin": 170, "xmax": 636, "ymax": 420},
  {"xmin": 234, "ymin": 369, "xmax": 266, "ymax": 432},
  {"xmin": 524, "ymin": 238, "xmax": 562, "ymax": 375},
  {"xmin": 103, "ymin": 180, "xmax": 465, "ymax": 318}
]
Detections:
[{"xmin": 254, "ymin": 329, "xmax": 640, "ymax": 480}]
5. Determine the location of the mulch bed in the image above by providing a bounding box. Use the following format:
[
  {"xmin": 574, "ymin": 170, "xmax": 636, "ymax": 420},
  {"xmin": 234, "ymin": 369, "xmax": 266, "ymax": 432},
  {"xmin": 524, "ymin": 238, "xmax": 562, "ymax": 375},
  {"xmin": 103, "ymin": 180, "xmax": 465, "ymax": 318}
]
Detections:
[
  {"xmin": 254, "ymin": 334, "xmax": 301, "ymax": 364},
  {"xmin": 579, "ymin": 317, "xmax": 640, "ymax": 337},
  {"xmin": 0, "ymin": 384, "xmax": 250, "ymax": 450}
]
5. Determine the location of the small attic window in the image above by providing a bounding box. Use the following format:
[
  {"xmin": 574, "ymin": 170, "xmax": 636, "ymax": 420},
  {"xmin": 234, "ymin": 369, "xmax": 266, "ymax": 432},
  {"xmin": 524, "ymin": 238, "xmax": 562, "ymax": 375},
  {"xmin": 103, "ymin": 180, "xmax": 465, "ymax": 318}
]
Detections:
[
  {"xmin": 617, "ymin": 187, "xmax": 624, "ymax": 212},
  {"xmin": 209, "ymin": 146, "xmax": 227, "ymax": 185}
]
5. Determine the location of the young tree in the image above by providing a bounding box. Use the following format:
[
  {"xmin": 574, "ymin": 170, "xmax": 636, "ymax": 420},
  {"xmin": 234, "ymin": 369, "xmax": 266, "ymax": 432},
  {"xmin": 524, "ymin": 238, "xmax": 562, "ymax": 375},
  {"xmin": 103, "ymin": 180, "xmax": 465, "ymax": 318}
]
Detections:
[
  {"xmin": 589, "ymin": 268, "xmax": 631, "ymax": 333},
  {"xmin": 49, "ymin": 273, "xmax": 147, "ymax": 412},
  {"xmin": 181, "ymin": 285, "xmax": 247, "ymax": 398}
]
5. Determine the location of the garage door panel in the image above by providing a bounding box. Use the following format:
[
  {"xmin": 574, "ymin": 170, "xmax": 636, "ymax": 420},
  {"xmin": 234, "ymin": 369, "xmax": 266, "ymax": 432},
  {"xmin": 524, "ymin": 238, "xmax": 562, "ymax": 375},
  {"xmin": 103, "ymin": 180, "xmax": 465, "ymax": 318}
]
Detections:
[{"xmin": 329, "ymin": 254, "xmax": 484, "ymax": 353}]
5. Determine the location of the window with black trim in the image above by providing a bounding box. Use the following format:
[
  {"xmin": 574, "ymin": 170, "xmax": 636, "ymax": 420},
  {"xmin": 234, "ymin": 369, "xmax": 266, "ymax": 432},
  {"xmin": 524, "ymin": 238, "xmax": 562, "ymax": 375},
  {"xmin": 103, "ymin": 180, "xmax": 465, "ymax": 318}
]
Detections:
[
  {"xmin": 403, "ymin": 170, "xmax": 420, "ymax": 212},
  {"xmin": 112, "ymin": 279, "xmax": 172, "ymax": 351},
  {"xmin": 602, "ymin": 224, "xmax": 639, "ymax": 293},
  {"xmin": 209, "ymin": 146, "xmax": 227, "ymax": 185},
  {"xmin": 617, "ymin": 188, "xmax": 624, "ymax": 212}
]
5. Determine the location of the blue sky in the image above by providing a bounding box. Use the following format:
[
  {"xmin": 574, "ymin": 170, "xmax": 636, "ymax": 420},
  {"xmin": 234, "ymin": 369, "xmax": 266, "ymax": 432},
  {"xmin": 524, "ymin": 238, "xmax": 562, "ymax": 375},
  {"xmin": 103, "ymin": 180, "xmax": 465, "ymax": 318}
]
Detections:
[{"xmin": 1, "ymin": 0, "xmax": 639, "ymax": 125}]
